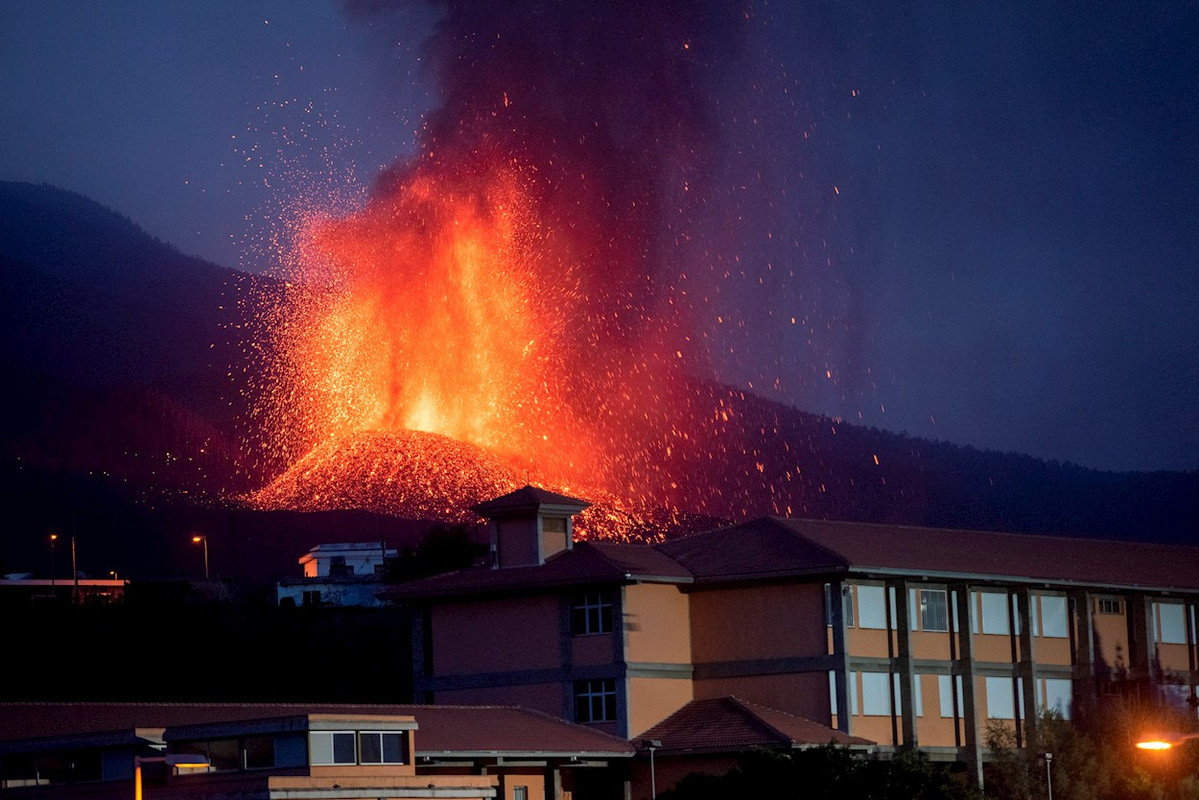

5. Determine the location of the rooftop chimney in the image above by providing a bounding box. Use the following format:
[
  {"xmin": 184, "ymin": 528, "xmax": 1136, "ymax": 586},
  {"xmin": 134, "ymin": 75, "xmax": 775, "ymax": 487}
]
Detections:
[{"xmin": 473, "ymin": 486, "xmax": 590, "ymax": 568}]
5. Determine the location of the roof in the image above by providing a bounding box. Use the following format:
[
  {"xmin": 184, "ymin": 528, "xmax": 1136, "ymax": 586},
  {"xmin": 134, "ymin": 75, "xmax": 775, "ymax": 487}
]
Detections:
[
  {"xmin": 0, "ymin": 703, "xmax": 634, "ymax": 758},
  {"xmin": 382, "ymin": 540, "xmax": 691, "ymax": 601},
  {"xmin": 473, "ymin": 485, "xmax": 591, "ymax": 517},
  {"xmin": 637, "ymin": 697, "xmax": 873, "ymax": 755},
  {"xmin": 389, "ymin": 512, "xmax": 1199, "ymax": 601},
  {"xmin": 710, "ymin": 517, "xmax": 1199, "ymax": 591}
]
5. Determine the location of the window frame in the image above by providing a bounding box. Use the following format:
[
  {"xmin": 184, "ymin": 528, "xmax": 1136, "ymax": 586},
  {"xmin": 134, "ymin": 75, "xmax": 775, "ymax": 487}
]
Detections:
[
  {"xmin": 856, "ymin": 584, "xmax": 888, "ymax": 630},
  {"xmin": 571, "ymin": 590, "xmax": 614, "ymax": 636},
  {"xmin": 358, "ymin": 731, "xmax": 406, "ymax": 765},
  {"xmin": 310, "ymin": 731, "xmax": 357, "ymax": 766},
  {"xmin": 574, "ymin": 679, "xmax": 617, "ymax": 723},
  {"xmin": 919, "ymin": 588, "xmax": 950, "ymax": 632}
]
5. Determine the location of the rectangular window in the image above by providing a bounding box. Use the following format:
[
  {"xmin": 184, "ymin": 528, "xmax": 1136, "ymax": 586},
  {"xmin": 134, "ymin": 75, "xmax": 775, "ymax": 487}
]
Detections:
[
  {"xmin": 574, "ymin": 679, "xmax": 617, "ymax": 723},
  {"xmin": 1156, "ymin": 602, "xmax": 1187, "ymax": 644},
  {"xmin": 860, "ymin": 671, "xmax": 892, "ymax": 716},
  {"xmin": 857, "ymin": 585, "xmax": 888, "ymax": 629},
  {"xmin": 979, "ymin": 592, "xmax": 1010, "ymax": 635},
  {"xmin": 911, "ymin": 674, "xmax": 924, "ymax": 717},
  {"xmin": 938, "ymin": 675, "xmax": 963, "ymax": 719},
  {"xmin": 513, "ymin": 788, "xmax": 529, "ymax": 800},
  {"xmin": 310, "ymin": 732, "xmax": 356, "ymax": 765},
  {"xmin": 1038, "ymin": 595, "xmax": 1069, "ymax": 638},
  {"xmin": 1040, "ymin": 679, "xmax": 1072, "ymax": 719},
  {"xmin": 920, "ymin": 589, "xmax": 949, "ymax": 632},
  {"xmin": 571, "ymin": 591, "xmax": 613, "ymax": 635},
  {"xmin": 359, "ymin": 732, "xmax": 405, "ymax": 764},
  {"xmin": 985, "ymin": 676, "xmax": 1016, "ymax": 719},
  {"xmin": 1096, "ymin": 597, "xmax": 1123, "ymax": 615},
  {"xmin": 826, "ymin": 583, "xmax": 855, "ymax": 627}
]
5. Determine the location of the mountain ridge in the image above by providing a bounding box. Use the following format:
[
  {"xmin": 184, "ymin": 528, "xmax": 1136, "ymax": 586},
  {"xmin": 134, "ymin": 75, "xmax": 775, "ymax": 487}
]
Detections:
[{"xmin": 0, "ymin": 180, "xmax": 1194, "ymax": 583}]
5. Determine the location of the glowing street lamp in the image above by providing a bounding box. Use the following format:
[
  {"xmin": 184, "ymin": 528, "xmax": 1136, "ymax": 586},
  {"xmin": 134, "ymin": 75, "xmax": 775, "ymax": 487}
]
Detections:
[
  {"xmin": 133, "ymin": 753, "xmax": 209, "ymax": 799},
  {"xmin": 191, "ymin": 535, "xmax": 209, "ymax": 579},
  {"xmin": 1136, "ymin": 732, "xmax": 1199, "ymax": 751},
  {"xmin": 48, "ymin": 533, "xmax": 58, "ymax": 588}
]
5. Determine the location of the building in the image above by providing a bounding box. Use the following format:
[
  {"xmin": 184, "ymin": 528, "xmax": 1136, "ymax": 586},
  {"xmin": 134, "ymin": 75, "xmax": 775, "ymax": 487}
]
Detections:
[
  {"xmin": 0, "ymin": 577, "xmax": 126, "ymax": 608},
  {"xmin": 276, "ymin": 542, "xmax": 398, "ymax": 608},
  {"xmin": 0, "ymin": 702, "xmax": 634, "ymax": 800},
  {"xmin": 385, "ymin": 487, "xmax": 1199, "ymax": 788}
]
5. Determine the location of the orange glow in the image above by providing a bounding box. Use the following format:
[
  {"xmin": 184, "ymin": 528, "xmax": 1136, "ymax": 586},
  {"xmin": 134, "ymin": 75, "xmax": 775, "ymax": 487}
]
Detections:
[
  {"xmin": 246, "ymin": 97, "xmax": 815, "ymax": 537},
  {"xmin": 1136, "ymin": 740, "xmax": 1173, "ymax": 750}
]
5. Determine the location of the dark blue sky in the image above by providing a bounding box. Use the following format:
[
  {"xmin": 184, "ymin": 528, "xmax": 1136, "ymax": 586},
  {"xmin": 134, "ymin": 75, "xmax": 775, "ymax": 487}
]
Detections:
[{"xmin": 2, "ymin": 1, "xmax": 1197, "ymax": 473}]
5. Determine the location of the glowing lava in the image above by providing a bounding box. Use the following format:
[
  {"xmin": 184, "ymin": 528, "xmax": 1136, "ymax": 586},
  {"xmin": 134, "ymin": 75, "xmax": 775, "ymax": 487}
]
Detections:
[{"xmin": 246, "ymin": 3, "xmax": 816, "ymax": 534}]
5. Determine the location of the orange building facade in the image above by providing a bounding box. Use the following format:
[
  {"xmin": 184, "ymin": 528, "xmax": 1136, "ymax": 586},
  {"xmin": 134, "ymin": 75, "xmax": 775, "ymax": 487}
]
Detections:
[{"xmin": 391, "ymin": 488, "xmax": 1199, "ymax": 785}]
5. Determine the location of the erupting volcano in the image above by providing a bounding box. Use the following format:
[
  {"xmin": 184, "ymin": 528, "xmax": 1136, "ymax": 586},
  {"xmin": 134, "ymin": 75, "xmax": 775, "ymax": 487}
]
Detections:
[{"xmin": 246, "ymin": 2, "xmax": 827, "ymax": 535}]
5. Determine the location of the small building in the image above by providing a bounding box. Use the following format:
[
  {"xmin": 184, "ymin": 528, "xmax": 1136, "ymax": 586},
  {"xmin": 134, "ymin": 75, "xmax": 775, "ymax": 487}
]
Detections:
[
  {"xmin": 0, "ymin": 702, "xmax": 635, "ymax": 799},
  {"xmin": 276, "ymin": 542, "xmax": 397, "ymax": 608}
]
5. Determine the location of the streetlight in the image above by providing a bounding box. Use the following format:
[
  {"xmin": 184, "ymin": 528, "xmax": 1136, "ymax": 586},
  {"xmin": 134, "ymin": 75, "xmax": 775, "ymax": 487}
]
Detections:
[
  {"xmin": 1136, "ymin": 732, "xmax": 1199, "ymax": 750},
  {"xmin": 48, "ymin": 533, "xmax": 58, "ymax": 588},
  {"xmin": 641, "ymin": 738, "xmax": 662, "ymax": 800},
  {"xmin": 1041, "ymin": 752, "xmax": 1053, "ymax": 800},
  {"xmin": 134, "ymin": 753, "xmax": 209, "ymax": 800},
  {"xmin": 191, "ymin": 535, "xmax": 209, "ymax": 579}
]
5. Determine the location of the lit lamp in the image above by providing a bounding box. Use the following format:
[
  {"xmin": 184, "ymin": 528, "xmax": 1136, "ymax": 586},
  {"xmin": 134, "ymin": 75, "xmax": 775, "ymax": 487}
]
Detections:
[
  {"xmin": 191, "ymin": 535, "xmax": 209, "ymax": 579},
  {"xmin": 48, "ymin": 533, "xmax": 58, "ymax": 588},
  {"xmin": 134, "ymin": 753, "xmax": 209, "ymax": 800},
  {"xmin": 1136, "ymin": 732, "xmax": 1199, "ymax": 751}
]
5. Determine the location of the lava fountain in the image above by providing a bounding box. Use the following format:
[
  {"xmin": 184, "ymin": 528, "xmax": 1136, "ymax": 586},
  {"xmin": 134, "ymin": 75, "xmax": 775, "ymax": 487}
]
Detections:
[{"xmin": 248, "ymin": 2, "xmax": 809, "ymax": 534}]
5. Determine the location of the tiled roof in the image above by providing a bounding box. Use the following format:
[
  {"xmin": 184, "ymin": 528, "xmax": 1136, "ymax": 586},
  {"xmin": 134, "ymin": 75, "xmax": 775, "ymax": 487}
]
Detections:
[
  {"xmin": 774, "ymin": 518, "xmax": 1199, "ymax": 591},
  {"xmin": 0, "ymin": 702, "xmax": 633, "ymax": 756},
  {"xmin": 656, "ymin": 517, "xmax": 1199, "ymax": 591},
  {"xmin": 637, "ymin": 697, "xmax": 872, "ymax": 754},
  {"xmin": 473, "ymin": 485, "xmax": 590, "ymax": 516},
  {"xmin": 382, "ymin": 540, "xmax": 690, "ymax": 601},
  {"xmin": 658, "ymin": 518, "xmax": 846, "ymax": 580}
]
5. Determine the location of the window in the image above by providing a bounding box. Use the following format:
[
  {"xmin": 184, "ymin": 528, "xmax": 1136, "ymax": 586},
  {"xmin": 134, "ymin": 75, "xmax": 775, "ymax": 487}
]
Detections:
[
  {"xmin": 977, "ymin": 592, "xmax": 1010, "ymax": 635},
  {"xmin": 571, "ymin": 591, "xmax": 613, "ymax": 635},
  {"xmin": 574, "ymin": 679, "xmax": 617, "ymax": 723},
  {"xmin": 1096, "ymin": 597, "xmax": 1123, "ymax": 615},
  {"xmin": 938, "ymin": 675, "xmax": 963, "ymax": 719},
  {"xmin": 985, "ymin": 676, "xmax": 1017, "ymax": 720},
  {"xmin": 359, "ymin": 732, "xmax": 405, "ymax": 764},
  {"xmin": 920, "ymin": 589, "xmax": 949, "ymax": 632},
  {"xmin": 1156, "ymin": 602, "xmax": 1187, "ymax": 644},
  {"xmin": 1038, "ymin": 595, "xmax": 1069, "ymax": 638},
  {"xmin": 1039, "ymin": 679, "xmax": 1072, "ymax": 719},
  {"xmin": 857, "ymin": 585, "xmax": 888, "ymax": 629},
  {"xmin": 860, "ymin": 672, "xmax": 892, "ymax": 716},
  {"xmin": 824, "ymin": 583, "xmax": 854, "ymax": 627},
  {"xmin": 302, "ymin": 590, "xmax": 321, "ymax": 607},
  {"xmin": 310, "ymin": 732, "xmax": 356, "ymax": 765},
  {"xmin": 542, "ymin": 517, "xmax": 567, "ymax": 534},
  {"xmin": 514, "ymin": 788, "xmax": 529, "ymax": 800}
]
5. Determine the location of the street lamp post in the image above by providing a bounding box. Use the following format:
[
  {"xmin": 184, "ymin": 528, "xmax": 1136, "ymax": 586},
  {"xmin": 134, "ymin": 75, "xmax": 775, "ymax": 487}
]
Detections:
[
  {"xmin": 1042, "ymin": 752, "xmax": 1053, "ymax": 800},
  {"xmin": 191, "ymin": 535, "xmax": 209, "ymax": 579},
  {"xmin": 642, "ymin": 738, "xmax": 662, "ymax": 800},
  {"xmin": 133, "ymin": 753, "xmax": 209, "ymax": 800},
  {"xmin": 48, "ymin": 533, "xmax": 58, "ymax": 589}
]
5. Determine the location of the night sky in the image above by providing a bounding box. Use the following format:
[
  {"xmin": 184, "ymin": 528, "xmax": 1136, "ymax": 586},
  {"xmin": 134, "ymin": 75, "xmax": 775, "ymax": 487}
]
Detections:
[{"xmin": 2, "ymin": 0, "xmax": 1197, "ymax": 473}]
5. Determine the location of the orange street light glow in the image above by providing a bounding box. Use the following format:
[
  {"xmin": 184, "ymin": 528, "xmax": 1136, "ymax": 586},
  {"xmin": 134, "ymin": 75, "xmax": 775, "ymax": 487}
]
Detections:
[{"xmin": 1136, "ymin": 740, "xmax": 1173, "ymax": 750}]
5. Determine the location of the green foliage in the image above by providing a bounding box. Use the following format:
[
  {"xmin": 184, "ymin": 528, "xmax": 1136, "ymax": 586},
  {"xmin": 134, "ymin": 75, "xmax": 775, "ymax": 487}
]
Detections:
[
  {"xmin": 984, "ymin": 707, "xmax": 1199, "ymax": 800},
  {"xmin": 658, "ymin": 745, "xmax": 979, "ymax": 800}
]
